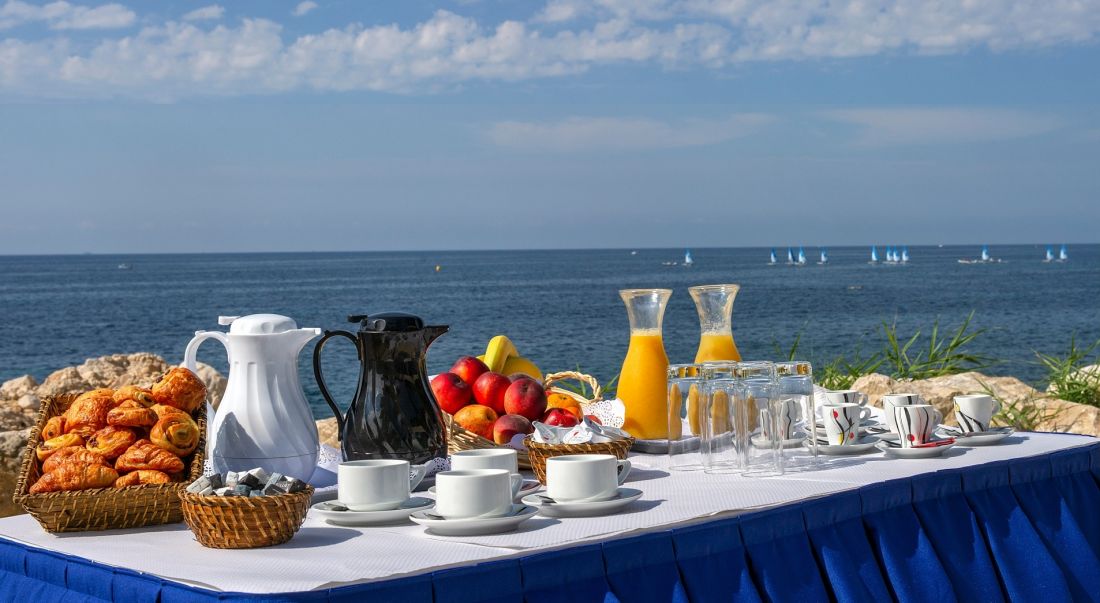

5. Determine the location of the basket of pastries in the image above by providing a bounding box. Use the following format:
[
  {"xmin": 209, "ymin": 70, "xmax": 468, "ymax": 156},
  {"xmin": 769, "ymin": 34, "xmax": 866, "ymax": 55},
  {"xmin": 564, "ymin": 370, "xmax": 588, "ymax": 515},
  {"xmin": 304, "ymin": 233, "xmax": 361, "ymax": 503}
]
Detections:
[{"xmin": 13, "ymin": 367, "xmax": 207, "ymax": 533}]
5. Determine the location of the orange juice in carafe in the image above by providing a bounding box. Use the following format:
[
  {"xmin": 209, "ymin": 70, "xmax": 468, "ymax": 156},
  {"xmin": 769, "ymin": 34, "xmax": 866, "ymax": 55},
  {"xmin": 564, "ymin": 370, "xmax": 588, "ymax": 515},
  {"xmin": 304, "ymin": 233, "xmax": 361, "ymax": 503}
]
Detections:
[
  {"xmin": 694, "ymin": 332, "xmax": 741, "ymax": 363},
  {"xmin": 688, "ymin": 285, "xmax": 742, "ymax": 435},
  {"xmin": 617, "ymin": 289, "xmax": 672, "ymax": 440}
]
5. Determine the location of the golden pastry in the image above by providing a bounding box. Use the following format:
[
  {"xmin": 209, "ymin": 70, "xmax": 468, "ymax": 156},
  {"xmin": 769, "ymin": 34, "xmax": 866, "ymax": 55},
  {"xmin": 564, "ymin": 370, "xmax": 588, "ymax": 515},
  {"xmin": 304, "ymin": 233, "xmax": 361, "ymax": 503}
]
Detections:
[
  {"xmin": 42, "ymin": 447, "xmax": 107, "ymax": 473},
  {"xmin": 113, "ymin": 470, "xmax": 171, "ymax": 487},
  {"xmin": 86, "ymin": 425, "xmax": 138, "ymax": 460},
  {"xmin": 63, "ymin": 389, "xmax": 114, "ymax": 438},
  {"xmin": 150, "ymin": 412, "xmax": 200, "ymax": 456},
  {"xmin": 150, "ymin": 403, "xmax": 187, "ymax": 420},
  {"xmin": 151, "ymin": 367, "xmax": 206, "ymax": 415},
  {"xmin": 107, "ymin": 400, "xmax": 158, "ymax": 428},
  {"xmin": 42, "ymin": 416, "xmax": 66, "ymax": 441},
  {"xmin": 30, "ymin": 461, "xmax": 118, "ymax": 494},
  {"xmin": 115, "ymin": 439, "xmax": 185, "ymax": 474},
  {"xmin": 36, "ymin": 434, "xmax": 84, "ymax": 462},
  {"xmin": 113, "ymin": 385, "xmax": 156, "ymax": 408}
]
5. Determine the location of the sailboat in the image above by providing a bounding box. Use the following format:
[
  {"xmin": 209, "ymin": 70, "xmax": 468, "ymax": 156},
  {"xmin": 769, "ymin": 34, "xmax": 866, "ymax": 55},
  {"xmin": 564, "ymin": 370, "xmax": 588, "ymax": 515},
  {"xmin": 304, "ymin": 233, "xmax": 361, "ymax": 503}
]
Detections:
[
  {"xmin": 797, "ymin": 247, "xmax": 807, "ymax": 266},
  {"xmin": 818, "ymin": 248, "xmax": 828, "ymax": 265},
  {"xmin": 883, "ymin": 246, "xmax": 897, "ymax": 264},
  {"xmin": 684, "ymin": 249, "xmax": 694, "ymax": 267},
  {"xmin": 870, "ymin": 246, "xmax": 879, "ymax": 264},
  {"xmin": 958, "ymin": 245, "xmax": 1003, "ymax": 264},
  {"xmin": 1058, "ymin": 244, "xmax": 1069, "ymax": 262},
  {"xmin": 1044, "ymin": 246, "xmax": 1055, "ymax": 263},
  {"xmin": 980, "ymin": 245, "xmax": 990, "ymax": 262},
  {"xmin": 787, "ymin": 247, "xmax": 795, "ymax": 265},
  {"xmin": 769, "ymin": 249, "xmax": 778, "ymax": 265},
  {"xmin": 901, "ymin": 247, "xmax": 909, "ymax": 263}
]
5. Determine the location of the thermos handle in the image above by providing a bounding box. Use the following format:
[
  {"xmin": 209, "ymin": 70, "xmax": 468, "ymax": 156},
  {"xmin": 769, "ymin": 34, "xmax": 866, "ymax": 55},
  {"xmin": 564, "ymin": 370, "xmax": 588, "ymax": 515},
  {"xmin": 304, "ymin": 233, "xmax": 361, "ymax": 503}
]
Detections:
[
  {"xmin": 183, "ymin": 330, "xmax": 229, "ymax": 462},
  {"xmin": 312, "ymin": 330, "xmax": 359, "ymax": 442}
]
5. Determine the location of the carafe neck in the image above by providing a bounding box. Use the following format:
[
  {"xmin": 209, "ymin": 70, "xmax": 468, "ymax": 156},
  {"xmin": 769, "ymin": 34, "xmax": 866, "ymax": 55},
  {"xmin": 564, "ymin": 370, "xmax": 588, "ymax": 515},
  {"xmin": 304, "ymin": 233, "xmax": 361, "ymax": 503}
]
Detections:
[
  {"xmin": 689, "ymin": 284, "xmax": 739, "ymax": 334},
  {"xmin": 620, "ymin": 288, "xmax": 671, "ymax": 334}
]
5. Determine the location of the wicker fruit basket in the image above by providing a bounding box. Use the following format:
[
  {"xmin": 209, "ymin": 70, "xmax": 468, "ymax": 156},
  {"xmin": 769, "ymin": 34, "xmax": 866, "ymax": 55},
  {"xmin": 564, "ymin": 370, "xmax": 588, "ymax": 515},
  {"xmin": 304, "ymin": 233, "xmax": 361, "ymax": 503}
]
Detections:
[
  {"xmin": 13, "ymin": 393, "xmax": 207, "ymax": 533},
  {"xmin": 524, "ymin": 436, "xmax": 635, "ymax": 485},
  {"xmin": 180, "ymin": 486, "xmax": 314, "ymax": 549},
  {"xmin": 445, "ymin": 371, "xmax": 606, "ymax": 469}
]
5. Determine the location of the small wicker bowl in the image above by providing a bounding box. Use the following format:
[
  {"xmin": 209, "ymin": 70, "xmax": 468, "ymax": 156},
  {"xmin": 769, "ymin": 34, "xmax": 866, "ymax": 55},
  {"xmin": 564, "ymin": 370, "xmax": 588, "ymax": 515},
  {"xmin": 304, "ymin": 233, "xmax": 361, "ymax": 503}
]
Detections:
[
  {"xmin": 180, "ymin": 486, "xmax": 313, "ymax": 549},
  {"xmin": 524, "ymin": 436, "xmax": 635, "ymax": 485}
]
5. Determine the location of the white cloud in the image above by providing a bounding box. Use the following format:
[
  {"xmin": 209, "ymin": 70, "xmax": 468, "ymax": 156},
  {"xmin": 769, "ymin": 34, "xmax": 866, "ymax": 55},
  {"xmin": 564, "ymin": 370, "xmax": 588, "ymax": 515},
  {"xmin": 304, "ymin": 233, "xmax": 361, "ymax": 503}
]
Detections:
[
  {"xmin": 183, "ymin": 5, "xmax": 224, "ymax": 22},
  {"xmin": 824, "ymin": 108, "xmax": 1063, "ymax": 146},
  {"xmin": 0, "ymin": 0, "xmax": 135, "ymax": 30},
  {"xmin": 0, "ymin": 1, "xmax": 1099, "ymax": 99},
  {"xmin": 487, "ymin": 114, "xmax": 773, "ymax": 151},
  {"xmin": 292, "ymin": 1, "xmax": 317, "ymax": 17}
]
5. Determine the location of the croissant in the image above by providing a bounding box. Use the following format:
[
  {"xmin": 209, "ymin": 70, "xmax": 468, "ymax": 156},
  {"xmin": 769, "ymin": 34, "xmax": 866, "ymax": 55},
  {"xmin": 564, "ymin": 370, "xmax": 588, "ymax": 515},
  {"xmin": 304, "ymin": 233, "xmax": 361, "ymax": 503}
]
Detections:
[
  {"xmin": 42, "ymin": 416, "xmax": 66, "ymax": 441},
  {"xmin": 86, "ymin": 426, "xmax": 138, "ymax": 460},
  {"xmin": 107, "ymin": 401, "xmax": 158, "ymax": 428},
  {"xmin": 36, "ymin": 434, "xmax": 84, "ymax": 462},
  {"xmin": 151, "ymin": 367, "xmax": 206, "ymax": 414},
  {"xmin": 150, "ymin": 403, "xmax": 187, "ymax": 421},
  {"xmin": 30, "ymin": 461, "xmax": 118, "ymax": 494},
  {"xmin": 63, "ymin": 389, "xmax": 114, "ymax": 438},
  {"xmin": 114, "ymin": 470, "xmax": 171, "ymax": 488},
  {"xmin": 150, "ymin": 412, "xmax": 200, "ymax": 456},
  {"xmin": 115, "ymin": 439, "xmax": 185, "ymax": 474},
  {"xmin": 113, "ymin": 385, "xmax": 157, "ymax": 408},
  {"xmin": 42, "ymin": 447, "xmax": 107, "ymax": 473}
]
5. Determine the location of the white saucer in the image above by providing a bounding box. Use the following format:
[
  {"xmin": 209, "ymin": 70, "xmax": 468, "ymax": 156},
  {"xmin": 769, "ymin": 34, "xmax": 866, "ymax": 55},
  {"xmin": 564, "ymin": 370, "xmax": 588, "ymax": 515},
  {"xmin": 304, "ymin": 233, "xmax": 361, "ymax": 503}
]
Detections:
[
  {"xmin": 311, "ymin": 497, "xmax": 434, "ymax": 526},
  {"xmin": 810, "ymin": 435, "xmax": 880, "ymax": 455},
  {"xmin": 751, "ymin": 433, "xmax": 807, "ymax": 449},
  {"xmin": 410, "ymin": 504, "xmax": 538, "ymax": 536},
  {"xmin": 521, "ymin": 487, "xmax": 643, "ymax": 518},
  {"xmin": 428, "ymin": 478, "xmax": 540, "ymax": 498},
  {"xmin": 875, "ymin": 440, "xmax": 957, "ymax": 458},
  {"xmin": 936, "ymin": 426, "xmax": 1015, "ymax": 446}
]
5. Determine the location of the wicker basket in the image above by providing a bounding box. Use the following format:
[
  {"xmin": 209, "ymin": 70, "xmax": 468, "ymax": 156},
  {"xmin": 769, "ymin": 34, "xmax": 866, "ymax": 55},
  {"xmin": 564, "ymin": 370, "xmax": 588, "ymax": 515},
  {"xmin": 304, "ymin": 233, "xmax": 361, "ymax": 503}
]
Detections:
[
  {"xmin": 524, "ymin": 436, "xmax": 635, "ymax": 485},
  {"xmin": 13, "ymin": 393, "xmax": 207, "ymax": 533},
  {"xmin": 180, "ymin": 486, "xmax": 313, "ymax": 549}
]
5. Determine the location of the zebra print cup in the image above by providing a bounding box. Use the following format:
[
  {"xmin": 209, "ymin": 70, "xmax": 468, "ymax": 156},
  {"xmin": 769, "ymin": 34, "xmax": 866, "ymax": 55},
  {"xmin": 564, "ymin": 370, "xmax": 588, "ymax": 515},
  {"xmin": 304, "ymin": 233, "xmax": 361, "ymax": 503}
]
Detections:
[
  {"xmin": 762, "ymin": 398, "xmax": 801, "ymax": 440},
  {"xmin": 882, "ymin": 393, "xmax": 926, "ymax": 434},
  {"xmin": 954, "ymin": 394, "xmax": 1002, "ymax": 434},
  {"xmin": 893, "ymin": 404, "xmax": 943, "ymax": 448},
  {"xmin": 822, "ymin": 403, "xmax": 862, "ymax": 446}
]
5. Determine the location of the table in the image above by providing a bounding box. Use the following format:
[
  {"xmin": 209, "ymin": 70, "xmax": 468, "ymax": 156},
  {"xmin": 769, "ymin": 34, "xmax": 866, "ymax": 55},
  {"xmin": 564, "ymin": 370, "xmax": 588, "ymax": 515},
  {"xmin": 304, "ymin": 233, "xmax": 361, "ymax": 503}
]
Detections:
[{"xmin": 2, "ymin": 432, "xmax": 1099, "ymax": 602}]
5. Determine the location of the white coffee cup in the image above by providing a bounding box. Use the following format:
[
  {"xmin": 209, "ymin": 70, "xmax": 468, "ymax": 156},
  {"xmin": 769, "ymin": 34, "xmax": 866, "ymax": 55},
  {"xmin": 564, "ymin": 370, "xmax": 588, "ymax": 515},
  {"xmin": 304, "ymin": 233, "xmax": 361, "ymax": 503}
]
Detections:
[
  {"xmin": 546, "ymin": 454, "xmax": 631, "ymax": 502},
  {"xmin": 823, "ymin": 390, "xmax": 873, "ymax": 422},
  {"xmin": 434, "ymin": 469, "xmax": 522, "ymax": 520},
  {"xmin": 894, "ymin": 404, "xmax": 942, "ymax": 448},
  {"xmin": 338, "ymin": 459, "xmax": 427, "ymax": 512},
  {"xmin": 882, "ymin": 393, "xmax": 926, "ymax": 433},
  {"xmin": 451, "ymin": 448, "xmax": 519, "ymax": 474},
  {"xmin": 822, "ymin": 403, "xmax": 862, "ymax": 446},
  {"xmin": 954, "ymin": 394, "xmax": 1002, "ymax": 434},
  {"xmin": 762, "ymin": 398, "xmax": 801, "ymax": 440}
]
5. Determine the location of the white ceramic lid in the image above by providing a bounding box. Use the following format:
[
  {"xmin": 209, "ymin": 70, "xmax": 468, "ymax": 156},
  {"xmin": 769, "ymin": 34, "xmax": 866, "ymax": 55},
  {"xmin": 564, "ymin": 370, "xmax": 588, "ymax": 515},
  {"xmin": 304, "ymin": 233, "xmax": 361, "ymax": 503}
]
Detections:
[{"xmin": 219, "ymin": 314, "xmax": 298, "ymax": 335}]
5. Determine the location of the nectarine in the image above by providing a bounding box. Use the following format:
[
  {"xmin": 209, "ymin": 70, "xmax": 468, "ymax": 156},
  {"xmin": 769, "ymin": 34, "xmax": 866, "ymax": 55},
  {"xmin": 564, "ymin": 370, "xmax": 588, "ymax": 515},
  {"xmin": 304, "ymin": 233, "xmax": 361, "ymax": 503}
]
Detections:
[
  {"xmin": 473, "ymin": 372, "xmax": 511, "ymax": 415},
  {"xmin": 451, "ymin": 356, "xmax": 490, "ymax": 386},
  {"xmin": 493, "ymin": 414, "xmax": 533, "ymax": 445},
  {"xmin": 430, "ymin": 373, "xmax": 472, "ymax": 415},
  {"xmin": 454, "ymin": 404, "xmax": 498, "ymax": 441},
  {"xmin": 503, "ymin": 379, "xmax": 547, "ymax": 422}
]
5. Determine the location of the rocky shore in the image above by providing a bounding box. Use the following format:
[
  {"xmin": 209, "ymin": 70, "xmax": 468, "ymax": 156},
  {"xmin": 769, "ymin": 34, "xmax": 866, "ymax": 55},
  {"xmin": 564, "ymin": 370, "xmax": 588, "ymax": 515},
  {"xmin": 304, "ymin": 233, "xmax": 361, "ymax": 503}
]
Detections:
[{"xmin": 3, "ymin": 354, "xmax": 1099, "ymax": 518}]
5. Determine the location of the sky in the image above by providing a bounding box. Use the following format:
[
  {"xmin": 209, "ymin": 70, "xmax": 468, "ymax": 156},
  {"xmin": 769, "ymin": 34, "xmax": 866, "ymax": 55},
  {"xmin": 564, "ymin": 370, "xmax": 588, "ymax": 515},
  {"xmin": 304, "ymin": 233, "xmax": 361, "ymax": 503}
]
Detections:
[{"xmin": 0, "ymin": 0, "xmax": 1098, "ymax": 254}]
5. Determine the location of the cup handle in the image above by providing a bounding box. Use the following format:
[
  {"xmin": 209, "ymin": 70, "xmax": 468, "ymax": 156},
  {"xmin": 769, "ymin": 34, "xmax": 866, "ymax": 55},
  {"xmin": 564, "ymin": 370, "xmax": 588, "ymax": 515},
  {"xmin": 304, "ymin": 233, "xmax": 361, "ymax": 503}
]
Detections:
[
  {"xmin": 992, "ymin": 398, "xmax": 1002, "ymax": 417},
  {"xmin": 509, "ymin": 473, "xmax": 523, "ymax": 498},
  {"xmin": 860, "ymin": 392, "xmax": 869, "ymax": 407},
  {"xmin": 859, "ymin": 407, "xmax": 873, "ymax": 422},
  {"xmin": 932, "ymin": 408, "xmax": 944, "ymax": 426},
  {"xmin": 409, "ymin": 465, "xmax": 427, "ymax": 491},
  {"xmin": 616, "ymin": 459, "xmax": 632, "ymax": 485}
]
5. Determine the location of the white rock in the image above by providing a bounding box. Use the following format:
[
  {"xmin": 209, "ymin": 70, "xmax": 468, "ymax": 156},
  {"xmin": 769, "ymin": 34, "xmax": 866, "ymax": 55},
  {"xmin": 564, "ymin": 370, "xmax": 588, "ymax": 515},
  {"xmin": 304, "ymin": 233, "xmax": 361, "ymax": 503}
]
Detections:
[
  {"xmin": 16, "ymin": 394, "xmax": 39, "ymax": 411},
  {"xmin": 0, "ymin": 375, "xmax": 37, "ymax": 400}
]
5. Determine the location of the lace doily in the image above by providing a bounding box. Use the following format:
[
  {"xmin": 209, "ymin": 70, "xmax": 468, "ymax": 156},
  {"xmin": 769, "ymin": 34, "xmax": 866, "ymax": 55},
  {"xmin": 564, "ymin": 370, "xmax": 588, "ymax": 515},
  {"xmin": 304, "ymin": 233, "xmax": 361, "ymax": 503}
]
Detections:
[{"xmin": 581, "ymin": 397, "xmax": 626, "ymax": 429}]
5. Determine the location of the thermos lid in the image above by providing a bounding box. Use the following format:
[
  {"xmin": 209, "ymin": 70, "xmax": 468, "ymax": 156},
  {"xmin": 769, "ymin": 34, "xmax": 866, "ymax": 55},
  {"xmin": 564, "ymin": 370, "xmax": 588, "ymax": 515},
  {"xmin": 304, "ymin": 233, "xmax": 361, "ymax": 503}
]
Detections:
[
  {"xmin": 220, "ymin": 314, "xmax": 299, "ymax": 334},
  {"xmin": 348, "ymin": 312, "xmax": 424, "ymax": 332}
]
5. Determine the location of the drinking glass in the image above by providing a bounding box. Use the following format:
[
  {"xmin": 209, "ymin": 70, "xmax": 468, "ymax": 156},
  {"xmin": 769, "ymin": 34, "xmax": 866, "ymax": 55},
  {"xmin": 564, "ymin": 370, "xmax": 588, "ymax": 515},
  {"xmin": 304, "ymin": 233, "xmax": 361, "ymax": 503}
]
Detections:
[
  {"xmin": 776, "ymin": 361, "xmax": 817, "ymax": 466},
  {"xmin": 668, "ymin": 364, "xmax": 704, "ymax": 471},
  {"xmin": 701, "ymin": 362, "xmax": 748, "ymax": 474},
  {"xmin": 738, "ymin": 361, "xmax": 783, "ymax": 477}
]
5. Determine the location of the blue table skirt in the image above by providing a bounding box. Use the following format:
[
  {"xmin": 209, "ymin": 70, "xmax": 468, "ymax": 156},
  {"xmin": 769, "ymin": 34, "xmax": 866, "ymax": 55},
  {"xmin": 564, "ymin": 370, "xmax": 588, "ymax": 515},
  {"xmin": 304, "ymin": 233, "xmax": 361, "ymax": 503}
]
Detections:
[{"xmin": 3, "ymin": 442, "xmax": 1099, "ymax": 603}]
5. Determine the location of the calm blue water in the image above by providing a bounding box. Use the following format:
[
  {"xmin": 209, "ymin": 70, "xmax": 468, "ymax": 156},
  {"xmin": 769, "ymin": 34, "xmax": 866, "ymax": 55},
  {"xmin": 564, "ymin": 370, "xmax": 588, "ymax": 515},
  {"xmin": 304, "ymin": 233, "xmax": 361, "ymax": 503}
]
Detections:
[{"xmin": 1, "ymin": 245, "xmax": 1097, "ymax": 419}]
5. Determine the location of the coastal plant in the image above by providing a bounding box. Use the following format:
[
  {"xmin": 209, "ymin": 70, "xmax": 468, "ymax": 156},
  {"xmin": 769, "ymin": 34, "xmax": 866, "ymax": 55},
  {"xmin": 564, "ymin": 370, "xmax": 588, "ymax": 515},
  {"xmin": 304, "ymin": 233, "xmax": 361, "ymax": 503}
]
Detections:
[
  {"xmin": 817, "ymin": 351, "xmax": 885, "ymax": 390},
  {"xmin": 979, "ymin": 380, "xmax": 1064, "ymax": 432},
  {"xmin": 557, "ymin": 367, "xmax": 618, "ymax": 401},
  {"xmin": 881, "ymin": 311, "xmax": 992, "ymax": 380},
  {"xmin": 1036, "ymin": 336, "xmax": 1100, "ymax": 407},
  {"xmin": 771, "ymin": 326, "xmax": 805, "ymax": 362}
]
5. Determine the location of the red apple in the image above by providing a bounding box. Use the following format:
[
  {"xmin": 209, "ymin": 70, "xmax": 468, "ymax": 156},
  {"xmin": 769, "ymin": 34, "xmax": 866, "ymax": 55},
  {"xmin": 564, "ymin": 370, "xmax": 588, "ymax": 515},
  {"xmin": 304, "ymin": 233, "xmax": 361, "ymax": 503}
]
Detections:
[
  {"xmin": 451, "ymin": 356, "xmax": 490, "ymax": 386},
  {"xmin": 473, "ymin": 372, "xmax": 511, "ymax": 415},
  {"xmin": 430, "ymin": 373, "xmax": 472, "ymax": 415},
  {"xmin": 493, "ymin": 414, "xmax": 534, "ymax": 445},
  {"xmin": 543, "ymin": 407, "xmax": 579, "ymax": 427},
  {"xmin": 503, "ymin": 379, "xmax": 547, "ymax": 422}
]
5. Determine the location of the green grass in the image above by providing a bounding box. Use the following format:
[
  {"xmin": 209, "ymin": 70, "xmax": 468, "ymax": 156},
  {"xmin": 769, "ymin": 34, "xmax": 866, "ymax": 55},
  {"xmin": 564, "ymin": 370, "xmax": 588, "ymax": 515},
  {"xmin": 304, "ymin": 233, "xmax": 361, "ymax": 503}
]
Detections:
[
  {"xmin": 1035, "ymin": 336, "xmax": 1100, "ymax": 407},
  {"xmin": 880, "ymin": 311, "xmax": 993, "ymax": 380}
]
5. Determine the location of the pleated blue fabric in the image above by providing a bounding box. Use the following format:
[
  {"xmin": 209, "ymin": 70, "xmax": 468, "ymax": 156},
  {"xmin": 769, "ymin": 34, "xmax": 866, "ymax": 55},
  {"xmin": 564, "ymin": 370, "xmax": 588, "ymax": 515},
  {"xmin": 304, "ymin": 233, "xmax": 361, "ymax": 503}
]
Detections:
[{"xmin": 1, "ymin": 442, "xmax": 1098, "ymax": 603}]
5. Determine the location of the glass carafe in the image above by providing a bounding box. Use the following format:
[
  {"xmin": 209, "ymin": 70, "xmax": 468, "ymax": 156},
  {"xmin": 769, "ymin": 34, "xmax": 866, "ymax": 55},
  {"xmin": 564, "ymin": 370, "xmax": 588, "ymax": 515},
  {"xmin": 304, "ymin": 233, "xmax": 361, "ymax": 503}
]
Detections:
[
  {"xmin": 689, "ymin": 284, "xmax": 742, "ymax": 363},
  {"xmin": 617, "ymin": 288, "xmax": 672, "ymax": 440}
]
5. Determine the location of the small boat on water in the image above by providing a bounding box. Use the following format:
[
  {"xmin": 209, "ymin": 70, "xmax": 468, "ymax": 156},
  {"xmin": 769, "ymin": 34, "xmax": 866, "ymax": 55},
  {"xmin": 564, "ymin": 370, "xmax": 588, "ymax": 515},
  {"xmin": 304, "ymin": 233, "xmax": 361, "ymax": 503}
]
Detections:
[
  {"xmin": 869, "ymin": 246, "xmax": 879, "ymax": 264},
  {"xmin": 901, "ymin": 247, "xmax": 909, "ymax": 264},
  {"xmin": 683, "ymin": 249, "xmax": 694, "ymax": 267},
  {"xmin": 117, "ymin": 263, "xmax": 131, "ymax": 270},
  {"xmin": 796, "ymin": 247, "xmax": 807, "ymax": 266},
  {"xmin": 1058, "ymin": 244, "xmax": 1069, "ymax": 263},
  {"xmin": 1044, "ymin": 246, "xmax": 1055, "ymax": 263},
  {"xmin": 958, "ymin": 245, "xmax": 1004, "ymax": 264},
  {"xmin": 769, "ymin": 249, "xmax": 778, "ymax": 265},
  {"xmin": 786, "ymin": 247, "xmax": 795, "ymax": 265},
  {"xmin": 818, "ymin": 248, "xmax": 828, "ymax": 265}
]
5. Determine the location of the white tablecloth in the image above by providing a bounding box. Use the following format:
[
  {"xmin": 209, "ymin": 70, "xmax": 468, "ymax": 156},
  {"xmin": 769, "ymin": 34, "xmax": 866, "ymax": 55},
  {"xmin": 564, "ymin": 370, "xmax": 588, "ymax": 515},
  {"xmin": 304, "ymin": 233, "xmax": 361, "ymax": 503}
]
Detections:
[{"xmin": 0, "ymin": 432, "xmax": 1095, "ymax": 594}]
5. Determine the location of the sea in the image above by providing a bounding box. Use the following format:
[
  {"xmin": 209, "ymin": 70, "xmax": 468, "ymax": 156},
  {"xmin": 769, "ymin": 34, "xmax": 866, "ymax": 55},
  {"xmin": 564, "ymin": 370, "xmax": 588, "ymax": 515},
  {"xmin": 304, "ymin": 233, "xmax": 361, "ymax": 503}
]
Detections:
[{"xmin": 1, "ymin": 245, "xmax": 1097, "ymax": 420}]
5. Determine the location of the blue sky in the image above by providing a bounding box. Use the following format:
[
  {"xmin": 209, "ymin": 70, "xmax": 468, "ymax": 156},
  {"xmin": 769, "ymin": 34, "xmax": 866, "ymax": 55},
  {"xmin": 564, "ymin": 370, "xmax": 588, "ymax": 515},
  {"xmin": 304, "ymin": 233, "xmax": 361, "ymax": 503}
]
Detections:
[{"xmin": 0, "ymin": 0, "xmax": 1098, "ymax": 254}]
